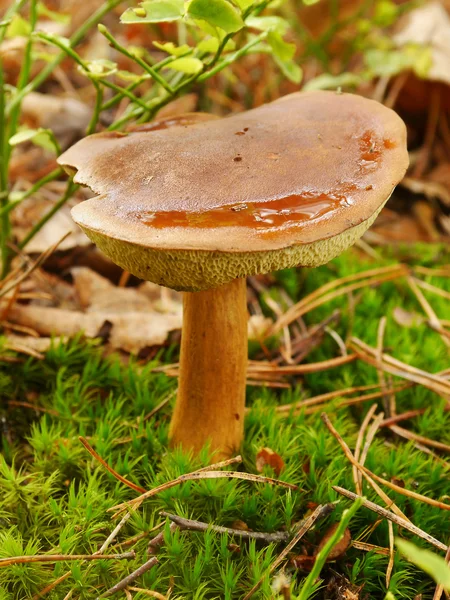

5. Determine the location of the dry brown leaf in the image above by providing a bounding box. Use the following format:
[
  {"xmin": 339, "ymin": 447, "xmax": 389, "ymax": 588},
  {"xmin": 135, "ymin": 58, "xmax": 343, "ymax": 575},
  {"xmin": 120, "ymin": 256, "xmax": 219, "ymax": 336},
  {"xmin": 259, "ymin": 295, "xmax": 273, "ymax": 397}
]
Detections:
[
  {"xmin": 230, "ymin": 520, "xmax": 250, "ymax": 532},
  {"xmin": 21, "ymin": 92, "xmax": 91, "ymax": 147},
  {"xmin": 394, "ymin": 2, "xmax": 450, "ymax": 86},
  {"xmin": 248, "ymin": 315, "xmax": 273, "ymax": 341},
  {"xmin": 12, "ymin": 194, "xmax": 90, "ymax": 254},
  {"xmin": 255, "ymin": 447, "xmax": 285, "ymax": 476},
  {"xmin": 365, "ymin": 207, "xmax": 437, "ymax": 243},
  {"xmin": 392, "ymin": 307, "xmax": 424, "ymax": 328},
  {"xmin": 4, "ymin": 334, "xmax": 67, "ymax": 357},
  {"xmin": 314, "ymin": 523, "xmax": 352, "ymax": 561},
  {"xmin": 8, "ymin": 303, "xmax": 181, "ymax": 354},
  {"xmin": 401, "ymin": 176, "xmax": 450, "ymax": 208},
  {"xmin": 72, "ymin": 267, "xmax": 154, "ymax": 313}
]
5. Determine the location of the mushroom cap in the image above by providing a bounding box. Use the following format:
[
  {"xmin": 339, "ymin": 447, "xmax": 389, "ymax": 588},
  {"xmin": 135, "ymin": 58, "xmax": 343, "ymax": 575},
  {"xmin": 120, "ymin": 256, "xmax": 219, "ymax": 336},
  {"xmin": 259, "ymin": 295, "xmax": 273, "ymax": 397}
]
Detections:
[{"xmin": 59, "ymin": 91, "xmax": 408, "ymax": 291}]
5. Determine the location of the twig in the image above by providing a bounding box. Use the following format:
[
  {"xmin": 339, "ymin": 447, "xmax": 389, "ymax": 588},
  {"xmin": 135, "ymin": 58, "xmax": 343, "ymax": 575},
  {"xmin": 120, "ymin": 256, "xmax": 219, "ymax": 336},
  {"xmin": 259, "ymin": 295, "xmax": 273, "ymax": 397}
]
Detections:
[
  {"xmin": 380, "ymin": 409, "xmax": 426, "ymax": 427},
  {"xmin": 97, "ymin": 557, "xmax": 159, "ymax": 598},
  {"xmin": 160, "ymin": 512, "xmax": 290, "ymax": 543},
  {"xmin": 387, "ymin": 425, "xmax": 450, "ymax": 453},
  {"xmin": 79, "ymin": 436, "xmax": 146, "ymax": 494},
  {"xmin": 334, "ymin": 487, "xmax": 447, "ymax": 551},
  {"xmin": 322, "ymin": 413, "xmax": 450, "ymax": 512},
  {"xmin": 148, "ymin": 523, "xmax": 178, "ymax": 555},
  {"xmin": 0, "ymin": 232, "xmax": 70, "ymax": 299},
  {"xmin": 377, "ymin": 316, "xmax": 396, "ymax": 416},
  {"xmin": 143, "ymin": 390, "xmax": 176, "ymax": 421},
  {"xmin": 272, "ymin": 265, "xmax": 407, "ymax": 333},
  {"xmin": 0, "ymin": 551, "xmax": 135, "ymax": 568},
  {"xmin": 351, "ymin": 338, "xmax": 450, "ymax": 400},
  {"xmin": 352, "ymin": 541, "xmax": 390, "ymax": 556},
  {"xmin": 321, "ymin": 413, "xmax": 408, "ymax": 520},
  {"xmin": 407, "ymin": 276, "xmax": 450, "ymax": 348},
  {"xmin": 31, "ymin": 572, "xmax": 72, "ymax": 600},
  {"xmin": 111, "ymin": 470, "xmax": 297, "ymax": 514},
  {"xmin": 353, "ymin": 405, "xmax": 377, "ymax": 495},
  {"xmin": 128, "ymin": 588, "xmax": 166, "ymax": 599},
  {"xmin": 432, "ymin": 546, "xmax": 450, "ymax": 600},
  {"xmin": 241, "ymin": 504, "xmax": 334, "ymax": 600},
  {"xmin": 386, "ymin": 521, "xmax": 395, "ymax": 588},
  {"xmin": 358, "ymin": 412, "xmax": 385, "ymax": 483}
]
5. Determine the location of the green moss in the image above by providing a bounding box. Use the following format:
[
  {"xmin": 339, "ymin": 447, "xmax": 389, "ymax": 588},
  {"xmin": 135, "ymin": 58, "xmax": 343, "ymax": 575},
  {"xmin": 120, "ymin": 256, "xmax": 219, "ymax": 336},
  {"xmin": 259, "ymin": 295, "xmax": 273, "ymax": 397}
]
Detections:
[{"xmin": 0, "ymin": 244, "xmax": 449, "ymax": 599}]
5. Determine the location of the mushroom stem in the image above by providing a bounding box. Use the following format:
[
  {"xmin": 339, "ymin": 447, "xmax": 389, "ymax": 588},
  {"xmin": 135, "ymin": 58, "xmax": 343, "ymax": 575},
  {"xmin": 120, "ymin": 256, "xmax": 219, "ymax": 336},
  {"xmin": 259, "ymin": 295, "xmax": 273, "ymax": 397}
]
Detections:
[{"xmin": 169, "ymin": 278, "xmax": 248, "ymax": 459}]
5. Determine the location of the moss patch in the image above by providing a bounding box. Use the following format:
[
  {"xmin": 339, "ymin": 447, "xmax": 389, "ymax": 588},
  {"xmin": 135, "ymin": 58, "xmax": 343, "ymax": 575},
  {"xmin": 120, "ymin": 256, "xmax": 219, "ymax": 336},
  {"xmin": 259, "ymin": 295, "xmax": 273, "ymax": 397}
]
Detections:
[{"xmin": 0, "ymin": 244, "xmax": 449, "ymax": 599}]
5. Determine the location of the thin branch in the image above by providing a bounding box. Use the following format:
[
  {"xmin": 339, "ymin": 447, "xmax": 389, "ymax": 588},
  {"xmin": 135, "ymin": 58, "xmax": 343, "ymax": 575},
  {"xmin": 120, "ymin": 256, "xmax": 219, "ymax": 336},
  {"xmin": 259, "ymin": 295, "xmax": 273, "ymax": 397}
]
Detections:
[
  {"xmin": 322, "ymin": 413, "xmax": 450, "ymax": 512},
  {"xmin": 79, "ymin": 436, "xmax": 146, "ymax": 494},
  {"xmin": 160, "ymin": 512, "xmax": 290, "ymax": 543},
  {"xmin": 333, "ymin": 487, "xmax": 447, "ymax": 552},
  {"xmin": 0, "ymin": 551, "xmax": 135, "ymax": 568},
  {"xmin": 110, "ymin": 471, "xmax": 297, "ymax": 514},
  {"xmin": 353, "ymin": 404, "xmax": 377, "ymax": 495},
  {"xmin": 242, "ymin": 504, "xmax": 335, "ymax": 600},
  {"xmin": 321, "ymin": 413, "xmax": 409, "ymax": 520},
  {"xmin": 97, "ymin": 557, "xmax": 159, "ymax": 598}
]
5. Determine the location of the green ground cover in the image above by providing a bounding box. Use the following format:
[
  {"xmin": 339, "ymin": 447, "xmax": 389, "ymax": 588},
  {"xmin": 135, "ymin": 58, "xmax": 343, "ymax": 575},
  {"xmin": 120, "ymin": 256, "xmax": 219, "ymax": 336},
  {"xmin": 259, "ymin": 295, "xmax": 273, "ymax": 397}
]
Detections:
[{"xmin": 0, "ymin": 243, "xmax": 449, "ymax": 599}]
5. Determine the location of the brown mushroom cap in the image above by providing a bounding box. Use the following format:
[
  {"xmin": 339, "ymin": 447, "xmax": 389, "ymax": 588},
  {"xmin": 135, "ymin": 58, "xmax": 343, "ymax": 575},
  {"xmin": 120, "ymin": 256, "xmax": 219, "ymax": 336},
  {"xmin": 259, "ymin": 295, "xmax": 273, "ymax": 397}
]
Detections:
[{"xmin": 59, "ymin": 91, "xmax": 408, "ymax": 291}]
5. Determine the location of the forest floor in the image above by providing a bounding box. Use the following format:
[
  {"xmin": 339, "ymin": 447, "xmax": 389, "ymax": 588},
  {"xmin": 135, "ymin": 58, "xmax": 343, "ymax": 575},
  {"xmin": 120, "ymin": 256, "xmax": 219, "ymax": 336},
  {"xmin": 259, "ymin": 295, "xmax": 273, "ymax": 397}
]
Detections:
[{"xmin": 1, "ymin": 242, "xmax": 449, "ymax": 599}]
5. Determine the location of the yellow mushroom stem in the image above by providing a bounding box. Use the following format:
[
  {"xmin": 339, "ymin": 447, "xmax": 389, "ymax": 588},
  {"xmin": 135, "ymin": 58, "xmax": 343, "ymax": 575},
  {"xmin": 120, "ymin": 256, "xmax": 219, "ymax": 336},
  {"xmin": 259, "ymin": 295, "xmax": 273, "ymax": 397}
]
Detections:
[{"xmin": 169, "ymin": 278, "xmax": 248, "ymax": 459}]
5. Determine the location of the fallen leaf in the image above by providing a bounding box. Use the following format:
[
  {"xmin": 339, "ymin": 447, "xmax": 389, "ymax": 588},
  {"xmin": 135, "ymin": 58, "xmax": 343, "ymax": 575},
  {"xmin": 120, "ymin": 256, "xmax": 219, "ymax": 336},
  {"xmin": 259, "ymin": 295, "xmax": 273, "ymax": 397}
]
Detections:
[
  {"xmin": 255, "ymin": 447, "xmax": 285, "ymax": 476},
  {"xmin": 393, "ymin": 307, "xmax": 425, "ymax": 328},
  {"xmin": 4, "ymin": 334, "xmax": 67, "ymax": 358},
  {"xmin": 394, "ymin": 2, "xmax": 450, "ymax": 87},
  {"xmin": 21, "ymin": 92, "xmax": 91, "ymax": 147},
  {"xmin": 8, "ymin": 303, "xmax": 181, "ymax": 354},
  {"xmin": 230, "ymin": 520, "xmax": 249, "ymax": 531},
  {"xmin": 248, "ymin": 314, "xmax": 273, "ymax": 340},
  {"xmin": 314, "ymin": 523, "xmax": 351, "ymax": 561}
]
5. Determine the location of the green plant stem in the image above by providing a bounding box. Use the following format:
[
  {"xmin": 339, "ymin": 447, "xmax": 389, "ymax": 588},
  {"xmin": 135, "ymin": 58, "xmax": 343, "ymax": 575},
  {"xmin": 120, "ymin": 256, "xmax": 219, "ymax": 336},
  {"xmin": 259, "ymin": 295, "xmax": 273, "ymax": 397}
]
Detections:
[
  {"xmin": 101, "ymin": 77, "xmax": 148, "ymax": 112},
  {"xmin": 100, "ymin": 79, "xmax": 149, "ymax": 111},
  {"xmin": 7, "ymin": 0, "xmax": 123, "ymax": 116},
  {"xmin": 100, "ymin": 51, "xmax": 192, "ymax": 113},
  {"xmin": 297, "ymin": 497, "xmax": 363, "ymax": 600},
  {"xmin": 197, "ymin": 32, "xmax": 267, "ymax": 82},
  {"xmin": 0, "ymin": 59, "xmax": 9, "ymax": 279},
  {"xmin": 98, "ymin": 25, "xmax": 174, "ymax": 94},
  {"xmin": 0, "ymin": 0, "xmax": 28, "ymax": 44},
  {"xmin": 0, "ymin": 168, "xmax": 63, "ymax": 220},
  {"xmin": 18, "ymin": 180, "xmax": 77, "ymax": 250},
  {"xmin": 0, "ymin": 0, "xmax": 36, "ymax": 279},
  {"xmin": 87, "ymin": 84, "xmax": 104, "ymax": 135}
]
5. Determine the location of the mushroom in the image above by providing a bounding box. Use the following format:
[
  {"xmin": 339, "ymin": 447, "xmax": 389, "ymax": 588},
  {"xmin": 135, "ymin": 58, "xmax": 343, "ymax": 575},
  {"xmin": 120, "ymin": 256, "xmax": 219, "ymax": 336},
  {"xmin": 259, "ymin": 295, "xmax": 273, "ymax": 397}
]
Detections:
[{"xmin": 58, "ymin": 91, "xmax": 408, "ymax": 458}]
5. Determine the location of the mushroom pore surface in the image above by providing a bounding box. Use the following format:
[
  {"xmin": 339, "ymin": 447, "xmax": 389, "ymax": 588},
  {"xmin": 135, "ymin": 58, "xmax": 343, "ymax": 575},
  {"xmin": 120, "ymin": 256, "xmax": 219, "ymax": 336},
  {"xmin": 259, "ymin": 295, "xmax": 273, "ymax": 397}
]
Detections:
[{"xmin": 59, "ymin": 91, "xmax": 408, "ymax": 291}]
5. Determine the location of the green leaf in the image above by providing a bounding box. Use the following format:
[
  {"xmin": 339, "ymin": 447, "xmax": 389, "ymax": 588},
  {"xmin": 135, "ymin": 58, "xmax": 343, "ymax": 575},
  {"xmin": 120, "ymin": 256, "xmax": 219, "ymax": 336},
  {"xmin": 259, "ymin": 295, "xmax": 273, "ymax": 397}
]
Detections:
[
  {"xmin": 5, "ymin": 14, "xmax": 31, "ymax": 38},
  {"xmin": 396, "ymin": 539, "xmax": 450, "ymax": 590},
  {"xmin": 197, "ymin": 37, "xmax": 235, "ymax": 53},
  {"xmin": 153, "ymin": 41, "xmax": 191, "ymax": 56},
  {"xmin": 120, "ymin": 1, "xmax": 183, "ymax": 24},
  {"xmin": 245, "ymin": 15, "xmax": 289, "ymax": 35},
  {"xmin": 37, "ymin": 2, "xmax": 71, "ymax": 24},
  {"xmin": 303, "ymin": 0, "xmax": 321, "ymax": 4},
  {"xmin": 304, "ymin": 72, "xmax": 362, "ymax": 91},
  {"xmin": 164, "ymin": 57, "xmax": 203, "ymax": 74},
  {"xmin": 79, "ymin": 59, "xmax": 118, "ymax": 78},
  {"xmin": 116, "ymin": 70, "xmax": 148, "ymax": 83},
  {"xmin": 9, "ymin": 128, "xmax": 60, "ymax": 154},
  {"xmin": 267, "ymin": 31, "xmax": 295, "ymax": 61},
  {"xmin": 233, "ymin": 0, "xmax": 254, "ymax": 9},
  {"xmin": 364, "ymin": 45, "xmax": 431, "ymax": 79},
  {"xmin": 373, "ymin": 1, "xmax": 398, "ymax": 27},
  {"xmin": 274, "ymin": 55, "xmax": 302, "ymax": 83},
  {"xmin": 187, "ymin": 0, "xmax": 244, "ymax": 34}
]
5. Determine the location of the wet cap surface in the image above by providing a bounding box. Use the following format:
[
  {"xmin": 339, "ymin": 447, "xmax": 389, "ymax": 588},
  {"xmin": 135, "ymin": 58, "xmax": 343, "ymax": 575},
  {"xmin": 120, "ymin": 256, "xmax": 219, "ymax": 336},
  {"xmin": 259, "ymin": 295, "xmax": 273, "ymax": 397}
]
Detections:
[{"xmin": 59, "ymin": 91, "xmax": 408, "ymax": 255}]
